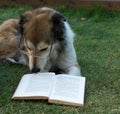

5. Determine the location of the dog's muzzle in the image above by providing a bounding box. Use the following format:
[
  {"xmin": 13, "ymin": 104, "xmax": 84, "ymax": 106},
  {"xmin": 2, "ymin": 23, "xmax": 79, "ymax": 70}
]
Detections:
[{"xmin": 31, "ymin": 67, "xmax": 41, "ymax": 73}]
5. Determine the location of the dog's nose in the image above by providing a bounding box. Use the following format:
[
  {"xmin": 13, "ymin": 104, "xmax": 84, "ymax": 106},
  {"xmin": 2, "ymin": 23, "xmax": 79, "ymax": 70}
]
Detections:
[{"xmin": 31, "ymin": 67, "xmax": 41, "ymax": 73}]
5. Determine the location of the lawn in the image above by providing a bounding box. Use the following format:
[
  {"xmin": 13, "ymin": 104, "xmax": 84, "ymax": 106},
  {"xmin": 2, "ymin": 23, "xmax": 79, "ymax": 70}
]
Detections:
[{"xmin": 0, "ymin": 6, "xmax": 120, "ymax": 114}]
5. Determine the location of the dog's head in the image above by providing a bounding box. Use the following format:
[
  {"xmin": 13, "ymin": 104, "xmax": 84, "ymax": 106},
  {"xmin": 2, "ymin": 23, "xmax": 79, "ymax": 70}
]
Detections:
[{"xmin": 19, "ymin": 7, "xmax": 66, "ymax": 73}]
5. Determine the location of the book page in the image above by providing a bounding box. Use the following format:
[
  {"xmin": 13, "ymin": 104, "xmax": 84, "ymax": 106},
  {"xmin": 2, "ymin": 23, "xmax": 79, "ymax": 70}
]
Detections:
[
  {"xmin": 12, "ymin": 73, "xmax": 55, "ymax": 99},
  {"xmin": 49, "ymin": 74, "xmax": 86, "ymax": 106}
]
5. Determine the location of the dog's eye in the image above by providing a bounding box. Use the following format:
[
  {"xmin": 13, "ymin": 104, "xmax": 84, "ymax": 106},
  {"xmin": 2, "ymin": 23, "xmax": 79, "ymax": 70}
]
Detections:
[
  {"xmin": 40, "ymin": 47, "xmax": 48, "ymax": 52},
  {"xmin": 27, "ymin": 47, "xmax": 32, "ymax": 51}
]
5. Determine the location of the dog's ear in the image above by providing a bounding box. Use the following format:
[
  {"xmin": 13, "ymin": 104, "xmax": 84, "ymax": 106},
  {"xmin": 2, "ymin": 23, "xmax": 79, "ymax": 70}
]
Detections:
[
  {"xmin": 19, "ymin": 11, "xmax": 32, "ymax": 34},
  {"xmin": 52, "ymin": 13, "xmax": 66, "ymax": 41}
]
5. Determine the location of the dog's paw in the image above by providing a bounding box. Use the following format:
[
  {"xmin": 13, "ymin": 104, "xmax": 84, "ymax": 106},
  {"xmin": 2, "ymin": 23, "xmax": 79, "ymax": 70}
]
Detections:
[
  {"xmin": 6, "ymin": 57, "xmax": 19, "ymax": 63},
  {"xmin": 68, "ymin": 66, "xmax": 82, "ymax": 76}
]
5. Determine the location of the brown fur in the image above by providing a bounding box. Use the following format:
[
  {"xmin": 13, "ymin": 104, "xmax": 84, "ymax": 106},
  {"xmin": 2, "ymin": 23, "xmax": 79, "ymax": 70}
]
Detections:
[
  {"xmin": 0, "ymin": 19, "xmax": 20, "ymax": 58},
  {"xmin": 24, "ymin": 13, "xmax": 53, "ymax": 44}
]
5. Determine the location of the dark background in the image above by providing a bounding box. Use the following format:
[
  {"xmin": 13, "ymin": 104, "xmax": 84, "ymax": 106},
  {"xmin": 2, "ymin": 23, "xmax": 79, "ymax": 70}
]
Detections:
[{"xmin": 0, "ymin": 0, "xmax": 120, "ymax": 10}]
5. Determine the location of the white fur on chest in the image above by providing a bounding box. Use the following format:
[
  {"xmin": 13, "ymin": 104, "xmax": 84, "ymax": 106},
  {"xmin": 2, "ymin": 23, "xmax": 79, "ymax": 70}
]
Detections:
[{"xmin": 56, "ymin": 22, "xmax": 78, "ymax": 68}]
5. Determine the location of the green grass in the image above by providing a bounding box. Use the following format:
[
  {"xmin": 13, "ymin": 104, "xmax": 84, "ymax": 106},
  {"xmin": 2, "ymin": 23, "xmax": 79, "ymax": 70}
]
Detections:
[{"xmin": 0, "ymin": 6, "xmax": 120, "ymax": 114}]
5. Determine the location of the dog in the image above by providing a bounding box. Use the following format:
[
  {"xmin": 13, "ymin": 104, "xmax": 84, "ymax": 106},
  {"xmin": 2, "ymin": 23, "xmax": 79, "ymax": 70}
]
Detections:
[{"xmin": 0, "ymin": 7, "xmax": 81, "ymax": 76}]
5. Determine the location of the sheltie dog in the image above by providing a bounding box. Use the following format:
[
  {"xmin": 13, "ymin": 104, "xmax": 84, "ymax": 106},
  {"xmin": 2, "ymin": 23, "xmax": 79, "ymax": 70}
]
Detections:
[{"xmin": 0, "ymin": 7, "xmax": 81, "ymax": 76}]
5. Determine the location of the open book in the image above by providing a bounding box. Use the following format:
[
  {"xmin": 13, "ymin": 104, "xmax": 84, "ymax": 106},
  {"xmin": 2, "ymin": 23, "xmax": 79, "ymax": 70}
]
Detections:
[{"xmin": 12, "ymin": 73, "xmax": 86, "ymax": 106}]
